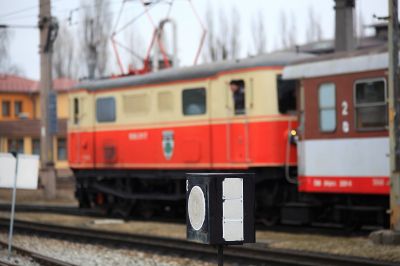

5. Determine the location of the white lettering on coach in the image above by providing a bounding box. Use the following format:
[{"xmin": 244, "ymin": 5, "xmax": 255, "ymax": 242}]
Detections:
[
  {"xmin": 313, "ymin": 179, "xmax": 322, "ymax": 187},
  {"xmin": 372, "ymin": 178, "xmax": 385, "ymax": 186},
  {"xmin": 339, "ymin": 180, "xmax": 352, "ymax": 188},
  {"xmin": 323, "ymin": 180, "xmax": 337, "ymax": 187}
]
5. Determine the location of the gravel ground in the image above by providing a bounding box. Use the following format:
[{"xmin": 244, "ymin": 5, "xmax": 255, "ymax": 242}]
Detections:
[
  {"xmin": 0, "ymin": 248, "xmax": 41, "ymax": 266},
  {"xmin": 1, "ymin": 211, "xmax": 400, "ymax": 263},
  {"xmin": 0, "ymin": 233, "xmax": 215, "ymax": 266}
]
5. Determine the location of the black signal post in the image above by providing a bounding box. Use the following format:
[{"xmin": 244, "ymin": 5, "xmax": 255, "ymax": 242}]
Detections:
[{"xmin": 186, "ymin": 173, "xmax": 255, "ymax": 265}]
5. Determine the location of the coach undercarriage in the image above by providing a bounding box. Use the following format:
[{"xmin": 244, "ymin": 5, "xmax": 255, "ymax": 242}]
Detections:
[{"xmin": 74, "ymin": 167, "xmax": 389, "ymax": 228}]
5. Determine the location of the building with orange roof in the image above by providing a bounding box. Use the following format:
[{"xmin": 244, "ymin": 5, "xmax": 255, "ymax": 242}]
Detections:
[{"xmin": 0, "ymin": 74, "xmax": 77, "ymax": 177}]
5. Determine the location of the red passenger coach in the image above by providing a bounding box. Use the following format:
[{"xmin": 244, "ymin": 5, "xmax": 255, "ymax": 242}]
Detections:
[
  {"xmin": 283, "ymin": 47, "xmax": 390, "ymax": 226},
  {"xmin": 68, "ymin": 52, "xmax": 311, "ymax": 219}
]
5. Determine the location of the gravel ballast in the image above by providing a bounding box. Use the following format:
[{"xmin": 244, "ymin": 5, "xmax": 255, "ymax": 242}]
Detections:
[
  {"xmin": 0, "ymin": 232, "xmax": 214, "ymax": 266},
  {"xmin": 0, "ymin": 248, "xmax": 41, "ymax": 266}
]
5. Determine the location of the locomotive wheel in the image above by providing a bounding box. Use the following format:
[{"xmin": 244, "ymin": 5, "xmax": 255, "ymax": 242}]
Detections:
[
  {"xmin": 137, "ymin": 202, "xmax": 156, "ymax": 219},
  {"xmin": 108, "ymin": 196, "xmax": 135, "ymax": 219}
]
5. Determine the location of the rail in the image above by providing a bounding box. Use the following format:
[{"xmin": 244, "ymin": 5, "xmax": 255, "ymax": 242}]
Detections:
[{"xmin": 0, "ymin": 218, "xmax": 397, "ymax": 266}]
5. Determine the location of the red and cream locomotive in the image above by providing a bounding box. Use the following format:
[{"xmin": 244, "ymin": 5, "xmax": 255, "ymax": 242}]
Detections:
[{"xmin": 68, "ymin": 52, "xmax": 310, "ymax": 220}]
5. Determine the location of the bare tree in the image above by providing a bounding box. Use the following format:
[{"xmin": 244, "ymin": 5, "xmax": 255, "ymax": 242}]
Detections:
[
  {"xmin": 305, "ymin": 6, "xmax": 323, "ymax": 43},
  {"xmin": 279, "ymin": 11, "xmax": 288, "ymax": 49},
  {"xmin": 203, "ymin": 4, "xmax": 219, "ymax": 62},
  {"xmin": 228, "ymin": 7, "xmax": 241, "ymax": 59},
  {"xmin": 0, "ymin": 28, "xmax": 23, "ymax": 75},
  {"xmin": 252, "ymin": 11, "xmax": 267, "ymax": 55},
  {"xmin": 80, "ymin": 0, "xmax": 112, "ymax": 79},
  {"xmin": 288, "ymin": 12, "xmax": 297, "ymax": 48},
  {"xmin": 279, "ymin": 10, "xmax": 297, "ymax": 50},
  {"xmin": 203, "ymin": 4, "xmax": 241, "ymax": 62},
  {"xmin": 53, "ymin": 23, "xmax": 77, "ymax": 78}
]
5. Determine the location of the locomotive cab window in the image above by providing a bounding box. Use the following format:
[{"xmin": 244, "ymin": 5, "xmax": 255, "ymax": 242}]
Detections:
[
  {"xmin": 182, "ymin": 88, "xmax": 206, "ymax": 116},
  {"xmin": 229, "ymin": 79, "xmax": 245, "ymax": 115},
  {"xmin": 354, "ymin": 79, "xmax": 387, "ymax": 130},
  {"xmin": 277, "ymin": 75, "xmax": 297, "ymax": 114},
  {"xmin": 96, "ymin": 97, "xmax": 116, "ymax": 122},
  {"xmin": 318, "ymin": 83, "xmax": 336, "ymax": 132}
]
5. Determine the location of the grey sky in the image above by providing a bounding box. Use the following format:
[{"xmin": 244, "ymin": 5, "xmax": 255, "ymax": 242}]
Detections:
[{"xmin": 0, "ymin": 0, "xmax": 389, "ymax": 80}]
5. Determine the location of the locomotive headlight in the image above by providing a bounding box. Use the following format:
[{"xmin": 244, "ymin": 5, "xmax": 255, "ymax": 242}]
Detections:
[{"xmin": 289, "ymin": 129, "xmax": 298, "ymax": 144}]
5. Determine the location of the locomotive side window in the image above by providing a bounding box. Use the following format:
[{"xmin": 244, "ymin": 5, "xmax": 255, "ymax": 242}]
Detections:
[
  {"xmin": 123, "ymin": 93, "xmax": 149, "ymax": 115},
  {"xmin": 277, "ymin": 75, "xmax": 297, "ymax": 114},
  {"xmin": 182, "ymin": 88, "xmax": 206, "ymax": 116},
  {"xmin": 354, "ymin": 79, "xmax": 387, "ymax": 130},
  {"xmin": 73, "ymin": 98, "xmax": 79, "ymax": 124},
  {"xmin": 318, "ymin": 83, "xmax": 336, "ymax": 132},
  {"xmin": 158, "ymin": 91, "xmax": 174, "ymax": 112},
  {"xmin": 96, "ymin": 97, "xmax": 116, "ymax": 122}
]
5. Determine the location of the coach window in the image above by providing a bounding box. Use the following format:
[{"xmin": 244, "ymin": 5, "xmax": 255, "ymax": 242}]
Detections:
[
  {"xmin": 354, "ymin": 79, "xmax": 387, "ymax": 130},
  {"xmin": 318, "ymin": 83, "xmax": 336, "ymax": 132},
  {"xmin": 182, "ymin": 88, "xmax": 206, "ymax": 116},
  {"xmin": 96, "ymin": 97, "xmax": 116, "ymax": 122}
]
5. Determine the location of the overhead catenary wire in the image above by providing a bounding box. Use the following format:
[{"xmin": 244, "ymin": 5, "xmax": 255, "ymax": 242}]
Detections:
[{"xmin": 0, "ymin": 0, "xmax": 63, "ymax": 20}]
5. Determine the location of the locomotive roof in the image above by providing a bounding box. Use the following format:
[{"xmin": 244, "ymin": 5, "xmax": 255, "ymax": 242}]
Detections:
[
  {"xmin": 76, "ymin": 52, "xmax": 313, "ymax": 91},
  {"xmin": 282, "ymin": 45, "xmax": 393, "ymax": 79}
]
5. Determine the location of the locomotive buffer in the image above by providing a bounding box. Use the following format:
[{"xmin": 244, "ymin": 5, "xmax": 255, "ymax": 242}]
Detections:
[{"xmin": 186, "ymin": 173, "xmax": 255, "ymax": 265}]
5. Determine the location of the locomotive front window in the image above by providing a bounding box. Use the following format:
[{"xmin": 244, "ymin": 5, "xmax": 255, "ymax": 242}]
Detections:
[
  {"xmin": 182, "ymin": 88, "xmax": 206, "ymax": 116},
  {"xmin": 96, "ymin": 97, "xmax": 116, "ymax": 122},
  {"xmin": 318, "ymin": 83, "xmax": 336, "ymax": 132},
  {"xmin": 355, "ymin": 79, "xmax": 387, "ymax": 130}
]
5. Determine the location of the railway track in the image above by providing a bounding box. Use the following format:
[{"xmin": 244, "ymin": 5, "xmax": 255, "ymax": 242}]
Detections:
[
  {"xmin": 0, "ymin": 218, "xmax": 397, "ymax": 266},
  {"xmin": 0, "ymin": 203, "xmax": 378, "ymax": 237},
  {"xmin": 0, "ymin": 240, "xmax": 76, "ymax": 266}
]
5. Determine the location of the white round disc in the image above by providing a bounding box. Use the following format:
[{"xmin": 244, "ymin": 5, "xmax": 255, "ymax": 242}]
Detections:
[{"xmin": 188, "ymin": 186, "xmax": 206, "ymax": 231}]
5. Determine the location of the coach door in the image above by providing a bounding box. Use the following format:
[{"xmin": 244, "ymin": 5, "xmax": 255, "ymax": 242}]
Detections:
[{"xmin": 226, "ymin": 79, "xmax": 250, "ymax": 163}]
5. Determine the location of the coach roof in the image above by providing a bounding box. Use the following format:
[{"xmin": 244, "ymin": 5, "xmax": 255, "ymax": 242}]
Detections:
[
  {"xmin": 282, "ymin": 45, "xmax": 391, "ymax": 79},
  {"xmin": 76, "ymin": 51, "xmax": 313, "ymax": 91}
]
